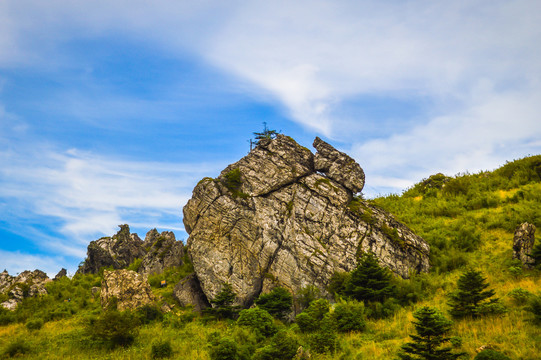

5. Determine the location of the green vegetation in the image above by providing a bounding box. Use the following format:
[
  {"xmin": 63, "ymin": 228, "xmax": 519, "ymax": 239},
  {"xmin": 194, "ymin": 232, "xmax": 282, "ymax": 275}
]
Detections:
[
  {"xmin": 0, "ymin": 155, "xmax": 540, "ymax": 359},
  {"xmin": 223, "ymin": 168, "xmax": 250, "ymax": 198},
  {"xmin": 448, "ymin": 269, "xmax": 500, "ymax": 319},
  {"xmin": 254, "ymin": 287, "xmax": 293, "ymax": 321},
  {"xmin": 397, "ymin": 306, "xmax": 464, "ymax": 360}
]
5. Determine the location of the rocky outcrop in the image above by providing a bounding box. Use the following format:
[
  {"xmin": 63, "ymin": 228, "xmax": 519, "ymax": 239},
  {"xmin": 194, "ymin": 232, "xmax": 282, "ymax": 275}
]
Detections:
[
  {"xmin": 173, "ymin": 273, "xmax": 210, "ymax": 312},
  {"xmin": 54, "ymin": 268, "xmax": 67, "ymax": 280},
  {"xmin": 100, "ymin": 269, "xmax": 155, "ymax": 311},
  {"xmin": 0, "ymin": 270, "xmax": 51, "ymax": 310},
  {"xmin": 77, "ymin": 225, "xmax": 145, "ymax": 274},
  {"xmin": 513, "ymin": 222, "xmax": 536, "ymax": 268},
  {"xmin": 183, "ymin": 135, "xmax": 430, "ymax": 306},
  {"xmin": 77, "ymin": 225, "xmax": 184, "ymax": 276},
  {"xmin": 139, "ymin": 229, "xmax": 184, "ymax": 276}
]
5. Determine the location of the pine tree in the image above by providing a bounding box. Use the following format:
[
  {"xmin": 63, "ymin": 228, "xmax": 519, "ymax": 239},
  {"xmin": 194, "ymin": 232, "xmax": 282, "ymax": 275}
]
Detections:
[
  {"xmin": 345, "ymin": 252, "xmax": 396, "ymax": 303},
  {"xmin": 448, "ymin": 269, "xmax": 497, "ymax": 319},
  {"xmin": 397, "ymin": 307, "xmax": 464, "ymax": 360},
  {"xmin": 208, "ymin": 283, "xmax": 240, "ymax": 320},
  {"xmin": 253, "ymin": 122, "xmax": 278, "ymax": 144}
]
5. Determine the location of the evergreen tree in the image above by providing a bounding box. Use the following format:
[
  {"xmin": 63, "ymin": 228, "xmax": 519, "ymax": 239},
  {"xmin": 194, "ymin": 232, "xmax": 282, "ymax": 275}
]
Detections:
[
  {"xmin": 208, "ymin": 283, "xmax": 240, "ymax": 320},
  {"xmin": 254, "ymin": 287, "xmax": 293, "ymax": 321},
  {"xmin": 448, "ymin": 269, "xmax": 497, "ymax": 319},
  {"xmin": 397, "ymin": 307, "xmax": 464, "ymax": 360},
  {"xmin": 344, "ymin": 252, "xmax": 397, "ymax": 303},
  {"xmin": 253, "ymin": 122, "xmax": 278, "ymax": 144}
]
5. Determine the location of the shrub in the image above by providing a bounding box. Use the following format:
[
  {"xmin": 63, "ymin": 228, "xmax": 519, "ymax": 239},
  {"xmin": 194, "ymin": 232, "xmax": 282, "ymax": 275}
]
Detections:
[
  {"xmin": 2, "ymin": 338, "xmax": 31, "ymax": 358},
  {"xmin": 237, "ymin": 307, "xmax": 277, "ymax": 338},
  {"xmin": 507, "ymin": 288, "xmax": 533, "ymax": 305},
  {"xmin": 295, "ymin": 298, "xmax": 331, "ymax": 333},
  {"xmin": 151, "ymin": 340, "xmax": 174, "ymax": 359},
  {"xmin": 137, "ymin": 304, "xmax": 163, "ymax": 324},
  {"xmin": 474, "ymin": 349, "xmax": 512, "ymax": 360},
  {"xmin": 296, "ymin": 285, "xmax": 321, "ymax": 310},
  {"xmin": 526, "ymin": 294, "xmax": 541, "ymax": 324},
  {"xmin": 209, "ymin": 337, "xmax": 242, "ymax": 360},
  {"xmin": 25, "ymin": 318, "xmax": 44, "ymax": 330},
  {"xmin": 253, "ymin": 330, "xmax": 298, "ymax": 360},
  {"xmin": 87, "ymin": 309, "xmax": 140, "ymax": 348},
  {"xmin": 308, "ymin": 315, "xmax": 337, "ymax": 354},
  {"xmin": 255, "ymin": 287, "xmax": 293, "ymax": 321},
  {"xmin": 332, "ymin": 300, "xmax": 365, "ymax": 333}
]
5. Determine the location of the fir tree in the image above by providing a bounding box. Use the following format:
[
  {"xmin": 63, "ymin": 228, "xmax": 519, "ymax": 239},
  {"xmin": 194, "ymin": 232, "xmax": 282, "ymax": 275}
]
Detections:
[
  {"xmin": 448, "ymin": 269, "xmax": 497, "ymax": 319},
  {"xmin": 208, "ymin": 283, "xmax": 240, "ymax": 320},
  {"xmin": 253, "ymin": 122, "xmax": 278, "ymax": 144},
  {"xmin": 344, "ymin": 252, "xmax": 397, "ymax": 303},
  {"xmin": 254, "ymin": 287, "xmax": 293, "ymax": 321},
  {"xmin": 397, "ymin": 306, "xmax": 464, "ymax": 360}
]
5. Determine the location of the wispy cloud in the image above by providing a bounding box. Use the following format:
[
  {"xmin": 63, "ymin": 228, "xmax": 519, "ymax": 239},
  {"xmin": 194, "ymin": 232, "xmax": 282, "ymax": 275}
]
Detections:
[
  {"xmin": 0, "ymin": 138, "xmax": 222, "ymax": 261},
  {"xmin": 0, "ymin": 250, "xmax": 66, "ymax": 277}
]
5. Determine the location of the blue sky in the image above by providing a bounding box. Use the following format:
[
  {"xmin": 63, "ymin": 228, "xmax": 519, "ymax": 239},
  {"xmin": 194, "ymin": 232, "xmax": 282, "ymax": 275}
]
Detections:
[{"xmin": 1, "ymin": 0, "xmax": 540, "ymax": 276}]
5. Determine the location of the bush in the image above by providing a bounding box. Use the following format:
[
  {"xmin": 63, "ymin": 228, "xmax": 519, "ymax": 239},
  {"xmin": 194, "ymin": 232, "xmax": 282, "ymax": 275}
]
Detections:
[
  {"xmin": 25, "ymin": 318, "xmax": 44, "ymax": 330},
  {"xmin": 332, "ymin": 300, "xmax": 365, "ymax": 333},
  {"xmin": 526, "ymin": 294, "xmax": 541, "ymax": 324},
  {"xmin": 507, "ymin": 288, "xmax": 533, "ymax": 305},
  {"xmin": 207, "ymin": 283, "xmax": 240, "ymax": 320},
  {"xmin": 253, "ymin": 330, "xmax": 298, "ymax": 360},
  {"xmin": 137, "ymin": 304, "xmax": 163, "ymax": 324},
  {"xmin": 237, "ymin": 307, "xmax": 277, "ymax": 338},
  {"xmin": 209, "ymin": 337, "xmax": 242, "ymax": 360},
  {"xmin": 255, "ymin": 287, "xmax": 293, "ymax": 321},
  {"xmin": 151, "ymin": 340, "xmax": 174, "ymax": 359},
  {"xmin": 474, "ymin": 349, "xmax": 512, "ymax": 360},
  {"xmin": 308, "ymin": 315, "xmax": 337, "ymax": 354},
  {"xmin": 87, "ymin": 309, "xmax": 140, "ymax": 348},
  {"xmin": 296, "ymin": 285, "xmax": 321, "ymax": 310},
  {"xmin": 2, "ymin": 338, "xmax": 31, "ymax": 358},
  {"xmin": 344, "ymin": 252, "xmax": 396, "ymax": 303}
]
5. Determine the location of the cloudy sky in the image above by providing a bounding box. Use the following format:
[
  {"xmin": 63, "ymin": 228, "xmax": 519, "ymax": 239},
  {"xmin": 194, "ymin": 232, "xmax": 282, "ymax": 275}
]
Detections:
[{"xmin": 1, "ymin": 0, "xmax": 540, "ymax": 276}]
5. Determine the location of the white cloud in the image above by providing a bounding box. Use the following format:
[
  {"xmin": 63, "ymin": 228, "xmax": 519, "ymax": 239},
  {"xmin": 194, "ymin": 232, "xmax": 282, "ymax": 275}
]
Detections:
[
  {"xmin": 0, "ymin": 250, "xmax": 65, "ymax": 278},
  {"xmin": 0, "ymin": 143, "xmax": 222, "ymax": 256}
]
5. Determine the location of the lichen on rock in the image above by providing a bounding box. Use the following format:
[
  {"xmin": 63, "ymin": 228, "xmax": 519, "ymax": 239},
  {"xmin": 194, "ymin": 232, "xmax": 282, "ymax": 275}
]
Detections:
[{"xmin": 183, "ymin": 135, "xmax": 430, "ymax": 307}]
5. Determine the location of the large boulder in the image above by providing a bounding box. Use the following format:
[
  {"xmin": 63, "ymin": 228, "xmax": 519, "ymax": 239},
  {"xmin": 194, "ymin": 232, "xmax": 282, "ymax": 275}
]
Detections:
[
  {"xmin": 0, "ymin": 270, "xmax": 51, "ymax": 311},
  {"xmin": 173, "ymin": 273, "xmax": 210, "ymax": 312},
  {"xmin": 513, "ymin": 222, "xmax": 536, "ymax": 268},
  {"xmin": 139, "ymin": 229, "xmax": 184, "ymax": 276},
  {"xmin": 183, "ymin": 135, "xmax": 430, "ymax": 306},
  {"xmin": 77, "ymin": 225, "xmax": 145, "ymax": 274},
  {"xmin": 100, "ymin": 269, "xmax": 155, "ymax": 311}
]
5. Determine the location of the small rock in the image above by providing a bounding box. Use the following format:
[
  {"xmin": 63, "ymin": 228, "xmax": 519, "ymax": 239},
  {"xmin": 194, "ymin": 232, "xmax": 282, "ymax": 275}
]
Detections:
[
  {"xmin": 513, "ymin": 222, "xmax": 536, "ymax": 268},
  {"xmin": 173, "ymin": 273, "xmax": 210, "ymax": 312}
]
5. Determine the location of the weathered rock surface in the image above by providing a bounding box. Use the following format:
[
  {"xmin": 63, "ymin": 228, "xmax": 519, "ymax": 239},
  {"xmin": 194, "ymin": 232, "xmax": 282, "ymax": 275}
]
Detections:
[
  {"xmin": 77, "ymin": 225, "xmax": 183, "ymax": 276},
  {"xmin": 313, "ymin": 136, "xmax": 365, "ymax": 193},
  {"xmin": 183, "ymin": 135, "xmax": 430, "ymax": 306},
  {"xmin": 173, "ymin": 273, "xmax": 210, "ymax": 312},
  {"xmin": 139, "ymin": 229, "xmax": 184, "ymax": 276},
  {"xmin": 54, "ymin": 268, "xmax": 67, "ymax": 280},
  {"xmin": 100, "ymin": 269, "xmax": 155, "ymax": 311},
  {"xmin": 77, "ymin": 225, "xmax": 145, "ymax": 274},
  {"xmin": 0, "ymin": 270, "xmax": 51, "ymax": 310},
  {"xmin": 513, "ymin": 222, "xmax": 536, "ymax": 268}
]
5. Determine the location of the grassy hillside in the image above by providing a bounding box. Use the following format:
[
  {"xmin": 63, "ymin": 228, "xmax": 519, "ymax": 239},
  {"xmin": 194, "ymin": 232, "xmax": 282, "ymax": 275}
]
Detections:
[{"xmin": 0, "ymin": 156, "xmax": 540, "ymax": 359}]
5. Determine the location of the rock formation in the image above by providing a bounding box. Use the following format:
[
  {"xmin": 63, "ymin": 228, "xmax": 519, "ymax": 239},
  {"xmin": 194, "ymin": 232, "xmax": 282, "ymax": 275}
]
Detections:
[
  {"xmin": 173, "ymin": 273, "xmax": 210, "ymax": 312},
  {"xmin": 0, "ymin": 270, "xmax": 51, "ymax": 310},
  {"xmin": 513, "ymin": 222, "xmax": 536, "ymax": 268},
  {"xmin": 77, "ymin": 225, "xmax": 183, "ymax": 276},
  {"xmin": 77, "ymin": 224, "xmax": 145, "ymax": 274},
  {"xmin": 183, "ymin": 135, "xmax": 430, "ymax": 306},
  {"xmin": 100, "ymin": 269, "xmax": 155, "ymax": 311},
  {"xmin": 54, "ymin": 268, "xmax": 67, "ymax": 280},
  {"xmin": 139, "ymin": 229, "xmax": 184, "ymax": 276}
]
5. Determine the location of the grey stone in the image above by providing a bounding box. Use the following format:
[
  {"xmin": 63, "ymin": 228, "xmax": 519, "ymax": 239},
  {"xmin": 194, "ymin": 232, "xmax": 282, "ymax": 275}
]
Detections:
[
  {"xmin": 173, "ymin": 273, "xmax": 210, "ymax": 312},
  {"xmin": 513, "ymin": 222, "xmax": 536, "ymax": 268}
]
